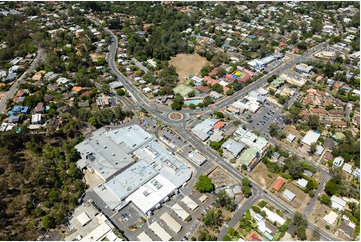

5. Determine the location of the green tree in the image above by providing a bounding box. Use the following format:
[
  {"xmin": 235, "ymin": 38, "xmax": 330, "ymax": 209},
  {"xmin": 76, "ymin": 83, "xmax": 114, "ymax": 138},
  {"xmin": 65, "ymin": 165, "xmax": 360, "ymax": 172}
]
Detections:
[
  {"xmin": 189, "ymin": 103, "xmax": 196, "ymax": 109},
  {"xmin": 210, "ymin": 141, "xmax": 221, "ymax": 150},
  {"xmin": 214, "ymin": 111, "xmax": 224, "ymax": 119},
  {"xmin": 42, "ymin": 215, "xmax": 55, "ymax": 229},
  {"xmin": 200, "ymin": 64, "xmax": 212, "ymax": 77},
  {"xmin": 310, "ymin": 142, "xmax": 317, "ymax": 154},
  {"xmin": 325, "ymin": 180, "xmax": 339, "ymax": 196},
  {"xmin": 203, "ymin": 209, "xmax": 222, "ymax": 228},
  {"xmin": 222, "ymin": 235, "xmax": 231, "ymax": 241},
  {"xmin": 171, "ymin": 101, "xmax": 182, "ymax": 110},
  {"xmin": 319, "ymin": 194, "xmax": 331, "ymax": 206},
  {"xmin": 308, "ymin": 115, "xmax": 319, "ymax": 130},
  {"xmin": 195, "ymin": 176, "xmax": 214, "ymax": 193},
  {"xmin": 116, "ymin": 89, "xmax": 126, "ymax": 95},
  {"xmin": 211, "ymin": 83, "xmax": 224, "ymax": 93}
]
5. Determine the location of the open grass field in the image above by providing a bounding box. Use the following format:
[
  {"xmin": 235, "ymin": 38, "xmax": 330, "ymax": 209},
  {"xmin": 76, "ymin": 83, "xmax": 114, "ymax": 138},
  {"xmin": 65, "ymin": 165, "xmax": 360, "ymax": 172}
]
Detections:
[{"xmin": 169, "ymin": 53, "xmax": 209, "ymax": 82}]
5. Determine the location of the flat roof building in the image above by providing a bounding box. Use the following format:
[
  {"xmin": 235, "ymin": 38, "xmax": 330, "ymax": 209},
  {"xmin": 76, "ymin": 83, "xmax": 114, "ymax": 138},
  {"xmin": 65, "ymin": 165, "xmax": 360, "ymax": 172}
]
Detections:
[
  {"xmin": 240, "ymin": 147, "xmax": 258, "ymax": 167},
  {"xmin": 188, "ymin": 151, "xmax": 207, "ymax": 166},
  {"xmin": 295, "ymin": 63, "xmax": 313, "ymax": 74},
  {"xmin": 191, "ymin": 119, "xmax": 219, "ymax": 141},
  {"xmin": 76, "ymin": 125, "xmax": 191, "ymax": 215},
  {"xmin": 221, "ymin": 139, "xmax": 245, "ymax": 157},
  {"xmin": 77, "ymin": 212, "xmax": 92, "ymax": 227}
]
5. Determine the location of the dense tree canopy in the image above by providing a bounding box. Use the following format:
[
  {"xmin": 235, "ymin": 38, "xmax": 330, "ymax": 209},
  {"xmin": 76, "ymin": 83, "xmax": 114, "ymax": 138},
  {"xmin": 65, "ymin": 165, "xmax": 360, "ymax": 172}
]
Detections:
[{"xmin": 195, "ymin": 176, "xmax": 214, "ymax": 193}]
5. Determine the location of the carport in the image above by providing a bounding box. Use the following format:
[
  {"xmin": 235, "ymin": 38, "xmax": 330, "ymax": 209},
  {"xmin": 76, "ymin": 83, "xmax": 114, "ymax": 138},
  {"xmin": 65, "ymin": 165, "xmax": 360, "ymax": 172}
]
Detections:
[
  {"xmin": 182, "ymin": 196, "xmax": 199, "ymax": 211},
  {"xmin": 137, "ymin": 231, "xmax": 153, "ymax": 241},
  {"xmin": 172, "ymin": 203, "xmax": 189, "ymax": 221},
  {"xmin": 149, "ymin": 221, "xmax": 172, "ymax": 241},
  {"xmin": 160, "ymin": 212, "xmax": 182, "ymax": 233}
]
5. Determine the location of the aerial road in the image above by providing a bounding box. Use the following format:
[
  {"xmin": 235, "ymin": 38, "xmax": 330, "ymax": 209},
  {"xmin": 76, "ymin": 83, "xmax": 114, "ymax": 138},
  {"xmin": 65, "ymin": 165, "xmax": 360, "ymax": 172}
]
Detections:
[{"xmin": 90, "ymin": 16, "xmax": 338, "ymax": 241}]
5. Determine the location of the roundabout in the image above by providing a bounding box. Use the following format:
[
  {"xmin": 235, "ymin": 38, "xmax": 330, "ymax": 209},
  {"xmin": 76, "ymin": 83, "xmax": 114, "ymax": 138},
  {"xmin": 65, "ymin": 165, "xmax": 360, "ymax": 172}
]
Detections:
[{"xmin": 168, "ymin": 112, "xmax": 183, "ymax": 121}]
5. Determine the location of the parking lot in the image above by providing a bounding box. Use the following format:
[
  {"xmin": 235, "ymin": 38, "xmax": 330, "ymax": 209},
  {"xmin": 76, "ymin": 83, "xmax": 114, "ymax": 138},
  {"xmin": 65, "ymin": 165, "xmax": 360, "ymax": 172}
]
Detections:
[
  {"xmin": 139, "ymin": 115, "xmax": 157, "ymax": 132},
  {"xmin": 244, "ymin": 102, "xmax": 284, "ymax": 135},
  {"xmin": 159, "ymin": 127, "xmax": 190, "ymax": 151},
  {"xmin": 116, "ymin": 205, "xmax": 145, "ymax": 231}
]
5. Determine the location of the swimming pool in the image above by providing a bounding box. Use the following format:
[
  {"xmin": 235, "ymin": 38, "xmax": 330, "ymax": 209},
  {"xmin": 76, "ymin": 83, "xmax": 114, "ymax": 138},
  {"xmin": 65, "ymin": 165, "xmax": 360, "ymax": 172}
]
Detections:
[{"xmin": 185, "ymin": 100, "xmax": 203, "ymax": 106}]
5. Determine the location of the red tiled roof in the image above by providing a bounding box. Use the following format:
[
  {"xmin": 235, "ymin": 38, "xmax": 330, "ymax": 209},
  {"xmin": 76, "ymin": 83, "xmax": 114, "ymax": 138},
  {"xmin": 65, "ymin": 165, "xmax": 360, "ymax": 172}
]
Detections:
[
  {"xmin": 272, "ymin": 177, "xmax": 285, "ymax": 191},
  {"xmin": 223, "ymin": 86, "xmax": 230, "ymax": 92},
  {"xmin": 196, "ymin": 85, "xmax": 211, "ymax": 93},
  {"xmin": 72, "ymin": 86, "xmax": 83, "ymax": 92},
  {"xmin": 332, "ymin": 120, "xmax": 347, "ymax": 127},
  {"xmin": 214, "ymin": 121, "xmax": 225, "ymax": 129},
  {"xmin": 249, "ymin": 233, "xmax": 261, "ymax": 241},
  {"xmin": 225, "ymin": 74, "xmax": 235, "ymax": 82},
  {"xmin": 310, "ymin": 108, "xmax": 328, "ymax": 115},
  {"xmin": 324, "ymin": 151, "xmax": 334, "ymax": 161}
]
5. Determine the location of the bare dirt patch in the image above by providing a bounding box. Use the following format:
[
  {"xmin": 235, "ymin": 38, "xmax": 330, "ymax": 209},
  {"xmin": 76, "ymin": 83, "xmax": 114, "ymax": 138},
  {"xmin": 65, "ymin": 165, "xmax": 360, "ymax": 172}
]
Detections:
[
  {"xmin": 90, "ymin": 53, "xmax": 105, "ymax": 62},
  {"xmin": 169, "ymin": 54, "xmax": 209, "ymax": 82},
  {"xmin": 208, "ymin": 166, "xmax": 239, "ymax": 188},
  {"xmin": 309, "ymin": 200, "xmax": 332, "ymax": 225},
  {"xmin": 249, "ymin": 163, "xmax": 276, "ymax": 189}
]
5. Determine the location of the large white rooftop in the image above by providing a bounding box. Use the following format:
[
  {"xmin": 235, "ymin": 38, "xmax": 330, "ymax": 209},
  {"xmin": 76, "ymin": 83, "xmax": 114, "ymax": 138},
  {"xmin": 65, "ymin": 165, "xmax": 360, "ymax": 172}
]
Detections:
[
  {"xmin": 81, "ymin": 125, "xmax": 191, "ymax": 214},
  {"xmin": 75, "ymin": 125, "xmax": 152, "ymax": 181}
]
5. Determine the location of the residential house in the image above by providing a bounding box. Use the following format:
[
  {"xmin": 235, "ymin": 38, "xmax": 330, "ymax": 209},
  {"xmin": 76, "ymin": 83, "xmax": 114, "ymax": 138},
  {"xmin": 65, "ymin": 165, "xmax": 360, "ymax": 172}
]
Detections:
[
  {"xmin": 342, "ymin": 163, "xmax": 352, "ymax": 174},
  {"xmin": 297, "ymin": 178, "xmax": 308, "ymax": 189},
  {"xmin": 331, "ymin": 195, "xmax": 346, "ymax": 211},
  {"xmin": 338, "ymin": 220, "xmax": 356, "ymax": 238},
  {"xmin": 283, "ymin": 189, "xmax": 296, "ymax": 201},
  {"xmin": 34, "ymin": 102, "xmax": 45, "ymax": 113},
  {"xmin": 31, "ymin": 114, "xmax": 43, "ymax": 124},
  {"xmin": 272, "ymin": 177, "xmax": 285, "ymax": 192},
  {"xmin": 333, "ymin": 157, "xmax": 344, "ymax": 167}
]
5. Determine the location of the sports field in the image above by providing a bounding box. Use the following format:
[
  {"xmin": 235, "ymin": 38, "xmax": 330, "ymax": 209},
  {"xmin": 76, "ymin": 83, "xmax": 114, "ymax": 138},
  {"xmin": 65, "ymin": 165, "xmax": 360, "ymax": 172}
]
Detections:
[
  {"xmin": 169, "ymin": 53, "xmax": 209, "ymax": 82},
  {"xmin": 173, "ymin": 84, "xmax": 194, "ymax": 97}
]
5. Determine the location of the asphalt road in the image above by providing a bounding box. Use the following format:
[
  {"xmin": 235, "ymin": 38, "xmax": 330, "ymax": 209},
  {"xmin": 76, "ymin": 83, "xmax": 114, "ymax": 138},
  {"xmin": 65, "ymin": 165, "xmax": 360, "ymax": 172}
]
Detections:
[
  {"xmin": 89, "ymin": 16, "xmax": 338, "ymax": 241},
  {"xmin": 0, "ymin": 49, "xmax": 45, "ymax": 113}
]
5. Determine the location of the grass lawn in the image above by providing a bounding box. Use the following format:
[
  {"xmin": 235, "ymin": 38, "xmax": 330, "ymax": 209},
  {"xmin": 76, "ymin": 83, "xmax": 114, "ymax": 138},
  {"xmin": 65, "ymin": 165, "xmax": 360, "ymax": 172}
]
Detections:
[{"xmin": 173, "ymin": 84, "xmax": 194, "ymax": 97}]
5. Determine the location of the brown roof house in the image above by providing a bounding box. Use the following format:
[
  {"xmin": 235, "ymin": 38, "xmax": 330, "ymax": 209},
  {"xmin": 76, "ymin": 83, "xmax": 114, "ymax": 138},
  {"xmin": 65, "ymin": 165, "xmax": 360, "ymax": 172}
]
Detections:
[{"xmin": 272, "ymin": 177, "xmax": 286, "ymax": 192}]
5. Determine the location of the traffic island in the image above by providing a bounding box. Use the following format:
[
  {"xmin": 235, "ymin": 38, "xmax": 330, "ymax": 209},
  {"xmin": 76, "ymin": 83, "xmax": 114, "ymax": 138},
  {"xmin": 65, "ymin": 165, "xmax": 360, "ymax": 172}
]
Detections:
[{"xmin": 168, "ymin": 112, "xmax": 183, "ymax": 121}]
